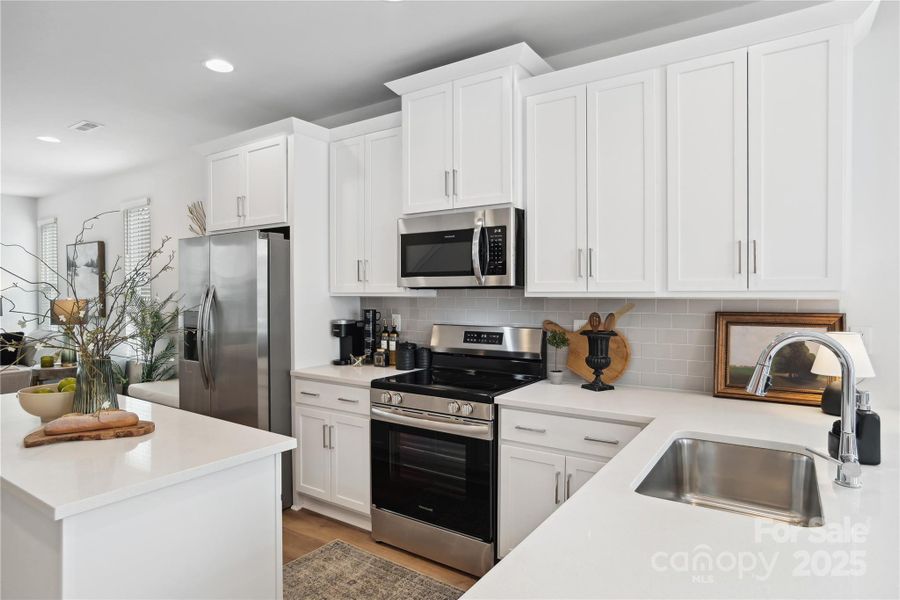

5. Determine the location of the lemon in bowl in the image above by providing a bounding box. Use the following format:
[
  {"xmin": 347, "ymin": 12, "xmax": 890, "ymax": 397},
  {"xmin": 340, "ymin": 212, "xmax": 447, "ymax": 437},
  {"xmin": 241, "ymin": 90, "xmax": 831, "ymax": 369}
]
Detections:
[{"xmin": 18, "ymin": 384, "xmax": 76, "ymax": 423}]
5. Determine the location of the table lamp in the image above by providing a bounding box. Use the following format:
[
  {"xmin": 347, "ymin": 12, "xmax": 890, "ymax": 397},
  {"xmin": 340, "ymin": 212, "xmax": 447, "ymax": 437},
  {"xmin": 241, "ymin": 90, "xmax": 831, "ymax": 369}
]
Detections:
[
  {"xmin": 810, "ymin": 331, "xmax": 875, "ymax": 415},
  {"xmin": 51, "ymin": 298, "xmax": 87, "ymax": 365}
]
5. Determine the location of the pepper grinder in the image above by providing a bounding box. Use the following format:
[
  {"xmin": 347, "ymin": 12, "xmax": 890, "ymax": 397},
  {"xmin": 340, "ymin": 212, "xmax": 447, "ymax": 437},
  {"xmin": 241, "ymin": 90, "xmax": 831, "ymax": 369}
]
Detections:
[{"xmin": 581, "ymin": 312, "xmax": 618, "ymax": 392}]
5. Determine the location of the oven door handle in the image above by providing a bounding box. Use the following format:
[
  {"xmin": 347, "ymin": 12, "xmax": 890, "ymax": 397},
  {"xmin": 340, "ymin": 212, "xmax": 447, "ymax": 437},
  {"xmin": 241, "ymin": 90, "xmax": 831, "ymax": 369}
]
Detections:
[
  {"xmin": 371, "ymin": 406, "xmax": 494, "ymax": 441},
  {"xmin": 472, "ymin": 217, "xmax": 485, "ymax": 286}
]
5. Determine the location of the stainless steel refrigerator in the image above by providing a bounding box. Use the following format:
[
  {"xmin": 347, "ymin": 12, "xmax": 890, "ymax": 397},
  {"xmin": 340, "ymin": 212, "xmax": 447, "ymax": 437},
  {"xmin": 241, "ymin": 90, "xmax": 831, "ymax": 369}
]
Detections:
[{"xmin": 178, "ymin": 231, "xmax": 292, "ymax": 507}]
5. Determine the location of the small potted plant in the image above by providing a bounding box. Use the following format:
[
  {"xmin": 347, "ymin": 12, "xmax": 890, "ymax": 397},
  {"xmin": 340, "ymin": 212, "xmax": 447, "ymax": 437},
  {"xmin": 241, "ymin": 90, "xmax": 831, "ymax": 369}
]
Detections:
[{"xmin": 546, "ymin": 331, "xmax": 569, "ymax": 385}]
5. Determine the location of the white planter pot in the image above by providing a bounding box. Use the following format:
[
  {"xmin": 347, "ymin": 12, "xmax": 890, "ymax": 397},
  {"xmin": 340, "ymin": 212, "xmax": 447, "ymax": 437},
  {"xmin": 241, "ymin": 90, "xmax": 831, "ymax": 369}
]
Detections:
[{"xmin": 548, "ymin": 370, "xmax": 565, "ymax": 385}]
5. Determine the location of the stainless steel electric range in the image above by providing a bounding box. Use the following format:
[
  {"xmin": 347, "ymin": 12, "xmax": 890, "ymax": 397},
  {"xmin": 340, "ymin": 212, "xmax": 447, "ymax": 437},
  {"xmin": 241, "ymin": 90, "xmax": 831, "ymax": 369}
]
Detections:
[{"xmin": 369, "ymin": 324, "xmax": 546, "ymax": 576}]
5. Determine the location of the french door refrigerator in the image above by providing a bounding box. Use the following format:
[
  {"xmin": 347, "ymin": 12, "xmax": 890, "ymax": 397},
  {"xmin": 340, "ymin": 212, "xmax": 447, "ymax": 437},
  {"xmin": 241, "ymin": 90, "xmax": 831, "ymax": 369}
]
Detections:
[{"xmin": 178, "ymin": 231, "xmax": 292, "ymax": 507}]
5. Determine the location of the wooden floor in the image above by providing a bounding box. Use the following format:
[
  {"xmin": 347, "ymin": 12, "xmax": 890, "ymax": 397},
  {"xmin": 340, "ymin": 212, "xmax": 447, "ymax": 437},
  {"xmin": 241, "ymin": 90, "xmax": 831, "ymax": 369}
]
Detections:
[{"xmin": 282, "ymin": 509, "xmax": 479, "ymax": 591}]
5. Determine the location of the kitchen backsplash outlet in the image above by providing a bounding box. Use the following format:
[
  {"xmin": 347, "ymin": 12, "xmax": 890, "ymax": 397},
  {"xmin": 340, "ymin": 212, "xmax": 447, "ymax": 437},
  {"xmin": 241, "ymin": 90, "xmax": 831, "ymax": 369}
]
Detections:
[{"xmin": 361, "ymin": 290, "xmax": 841, "ymax": 394}]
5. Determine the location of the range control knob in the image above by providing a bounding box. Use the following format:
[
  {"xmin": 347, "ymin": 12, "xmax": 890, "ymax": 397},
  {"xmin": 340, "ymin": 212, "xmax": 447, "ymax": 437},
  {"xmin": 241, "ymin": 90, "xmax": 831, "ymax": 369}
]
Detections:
[
  {"xmin": 461, "ymin": 403, "xmax": 474, "ymax": 416},
  {"xmin": 380, "ymin": 391, "xmax": 391, "ymax": 404},
  {"xmin": 448, "ymin": 401, "xmax": 461, "ymax": 414},
  {"xmin": 391, "ymin": 393, "xmax": 403, "ymax": 405}
]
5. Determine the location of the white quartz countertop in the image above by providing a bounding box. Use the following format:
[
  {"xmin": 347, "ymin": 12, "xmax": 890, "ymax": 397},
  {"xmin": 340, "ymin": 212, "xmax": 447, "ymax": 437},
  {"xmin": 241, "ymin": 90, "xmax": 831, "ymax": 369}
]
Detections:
[
  {"xmin": 0, "ymin": 394, "xmax": 296, "ymax": 520},
  {"xmin": 466, "ymin": 382, "xmax": 900, "ymax": 599},
  {"xmin": 291, "ymin": 364, "xmax": 409, "ymax": 387}
]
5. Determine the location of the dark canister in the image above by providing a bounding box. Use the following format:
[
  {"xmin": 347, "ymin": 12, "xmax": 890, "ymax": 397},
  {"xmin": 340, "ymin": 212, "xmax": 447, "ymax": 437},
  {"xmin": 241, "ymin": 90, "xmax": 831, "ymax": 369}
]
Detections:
[
  {"xmin": 396, "ymin": 342, "xmax": 417, "ymax": 370},
  {"xmin": 415, "ymin": 346, "xmax": 432, "ymax": 369}
]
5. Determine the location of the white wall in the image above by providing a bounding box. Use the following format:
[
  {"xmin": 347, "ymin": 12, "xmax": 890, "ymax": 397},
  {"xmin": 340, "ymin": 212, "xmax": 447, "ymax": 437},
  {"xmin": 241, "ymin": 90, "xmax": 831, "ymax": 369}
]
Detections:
[
  {"xmin": 845, "ymin": 1, "xmax": 900, "ymax": 406},
  {"xmin": 35, "ymin": 150, "xmax": 206, "ymax": 299},
  {"xmin": 0, "ymin": 194, "xmax": 38, "ymax": 332}
]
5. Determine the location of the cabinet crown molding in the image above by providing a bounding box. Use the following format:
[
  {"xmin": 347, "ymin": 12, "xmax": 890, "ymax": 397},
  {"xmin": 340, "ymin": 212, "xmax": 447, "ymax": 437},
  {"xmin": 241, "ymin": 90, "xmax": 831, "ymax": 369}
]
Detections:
[
  {"xmin": 194, "ymin": 117, "xmax": 329, "ymax": 156},
  {"xmin": 385, "ymin": 42, "xmax": 552, "ymax": 96}
]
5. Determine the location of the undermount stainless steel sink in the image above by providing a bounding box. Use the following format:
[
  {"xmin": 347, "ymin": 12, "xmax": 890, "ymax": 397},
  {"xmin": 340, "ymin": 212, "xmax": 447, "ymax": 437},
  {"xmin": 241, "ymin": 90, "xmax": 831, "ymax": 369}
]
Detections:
[{"xmin": 636, "ymin": 438, "xmax": 824, "ymax": 527}]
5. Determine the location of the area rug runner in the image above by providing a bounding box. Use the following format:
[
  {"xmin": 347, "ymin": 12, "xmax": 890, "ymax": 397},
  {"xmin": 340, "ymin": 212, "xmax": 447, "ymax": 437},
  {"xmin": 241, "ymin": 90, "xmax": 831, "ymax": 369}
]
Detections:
[{"xmin": 283, "ymin": 540, "xmax": 464, "ymax": 600}]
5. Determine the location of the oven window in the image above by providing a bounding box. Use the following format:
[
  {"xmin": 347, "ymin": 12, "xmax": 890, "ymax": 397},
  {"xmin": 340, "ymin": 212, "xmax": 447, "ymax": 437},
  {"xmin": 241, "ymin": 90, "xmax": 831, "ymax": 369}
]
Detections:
[
  {"xmin": 371, "ymin": 418, "xmax": 494, "ymax": 542},
  {"xmin": 400, "ymin": 229, "xmax": 475, "ymax": 278}
]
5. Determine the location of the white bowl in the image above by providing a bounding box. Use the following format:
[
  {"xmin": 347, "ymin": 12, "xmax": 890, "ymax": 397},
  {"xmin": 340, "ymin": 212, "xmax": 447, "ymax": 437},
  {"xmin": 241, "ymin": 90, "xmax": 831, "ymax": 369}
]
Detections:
[{"xmin": 17, "ymin": 384, "xmax": 75, "ymax": 423}]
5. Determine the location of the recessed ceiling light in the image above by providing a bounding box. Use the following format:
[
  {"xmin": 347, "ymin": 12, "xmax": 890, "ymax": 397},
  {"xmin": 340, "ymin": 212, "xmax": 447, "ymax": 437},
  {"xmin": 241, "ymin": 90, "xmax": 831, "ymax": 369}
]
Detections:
[
  {"xmin": 204, "ymin": 59, "xmax": 234, "ymax": 73},
  {"xmin": 36, "ymin": 136, "xmax": 61, "ymax": 143}
]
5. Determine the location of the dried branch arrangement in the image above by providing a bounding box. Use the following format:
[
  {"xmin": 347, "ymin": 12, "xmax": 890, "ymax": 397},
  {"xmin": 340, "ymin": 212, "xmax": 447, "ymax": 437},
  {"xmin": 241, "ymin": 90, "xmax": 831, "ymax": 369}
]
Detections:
[{"xmin": 187, "ymin": 201, "xmax": 206, "ymax": 236}]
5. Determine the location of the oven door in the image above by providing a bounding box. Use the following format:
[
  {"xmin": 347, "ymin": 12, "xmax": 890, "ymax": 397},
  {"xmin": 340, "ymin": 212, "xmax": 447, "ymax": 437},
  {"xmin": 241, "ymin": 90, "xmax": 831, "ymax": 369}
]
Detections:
[{"xmin": 370, "ymin": 406, "xmax": 495, "ymax": 542}]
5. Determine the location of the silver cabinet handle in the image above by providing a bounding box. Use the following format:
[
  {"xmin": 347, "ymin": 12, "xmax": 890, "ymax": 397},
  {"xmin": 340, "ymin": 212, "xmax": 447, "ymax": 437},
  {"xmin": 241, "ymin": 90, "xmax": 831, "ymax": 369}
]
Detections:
[
  {"xmin": 566, "ymin": 473, "xmax": 572, "ymax": 500},
  {"xmin": 364, "ymin": 259, "xmax": 368, "ymax": 282},
  {"xmin": 444, "ymin": 171, "xmax": 450, "ymax": 197},
  {"xmin": 588, "ymin": 248, "xmax": 594, "ymax": 278},
  {"xmin": 300, "ymin": 391, "xmax": 320, "ymax": 398},
  {"xmin": 554, "ymin": 471, "xmax": 561, "ymax": 504},
  {"xmin": 241, "ymin": 196, "xmax": 246, "ymax": 218},
  {"xmin": 515, "ymin": 425, "xmax": 546, "ymax": 434},
  {"xmin": 584, "ymin": 435, "xmax": 619, "ymax": 445},
  {"xmin": 738, "ymin": 240, "xmax": 743, "ymax": 274},
  {"xmin": 329, "ymin": 425, "xmax": 335, "ymax": 449},
  {"xmin": 577, "ymin": 249, "xmax": 584, "ymax": 278},
  {"xmin": 236, "ymin": 196, "xmax": 241, "ymax": 218},
  {"xmin": 752, "ymin": 240, "xmax": 758, "ymax": 274},
  {"xmin": 357, "ymin": 259, "xmax": 362, "ymax": 282},
  {"xmin": 337, "ymin": 397, "xmax": 358, "ymax": 403},
  {"xmin": 322, "ymin": 423, "xmax": 328, "ymax": 448},
  {"xmin": 453, "ymin": 169, "xmax": 458, "ymax": 197}
]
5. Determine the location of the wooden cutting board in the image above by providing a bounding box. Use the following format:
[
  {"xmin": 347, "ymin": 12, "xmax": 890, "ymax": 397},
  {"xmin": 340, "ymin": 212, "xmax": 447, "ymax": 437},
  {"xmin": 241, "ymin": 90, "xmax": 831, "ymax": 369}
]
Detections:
[
  {"xmin": 544, "ymin": 303, "xmax": 634, "ymax": 383},
  {"xmin": 24, "ymin": 421, "xmax": 155, "ymax": 448}
]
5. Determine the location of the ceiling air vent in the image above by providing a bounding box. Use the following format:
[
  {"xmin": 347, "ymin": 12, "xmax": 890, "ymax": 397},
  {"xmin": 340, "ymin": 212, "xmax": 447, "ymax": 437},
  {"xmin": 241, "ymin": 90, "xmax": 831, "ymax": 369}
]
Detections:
[{"xmin": 68, "ymin": 120, "xmax": 104, "ymax": 132}]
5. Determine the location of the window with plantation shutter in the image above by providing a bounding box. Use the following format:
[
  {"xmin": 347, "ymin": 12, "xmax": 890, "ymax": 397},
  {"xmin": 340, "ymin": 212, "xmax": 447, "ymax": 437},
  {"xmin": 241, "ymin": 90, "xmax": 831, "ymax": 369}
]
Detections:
[
  {"xmin": 123, "ymin": 199, "xmax": 151, "ymax": 300},
  {"xmin": 37, "ymin": 220, "xmax": 58, "ymax": 323}
]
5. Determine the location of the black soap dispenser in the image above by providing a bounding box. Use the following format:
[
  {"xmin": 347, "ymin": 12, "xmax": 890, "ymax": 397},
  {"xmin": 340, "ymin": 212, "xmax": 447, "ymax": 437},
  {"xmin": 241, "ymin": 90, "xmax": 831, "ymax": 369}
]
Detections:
[{"xmin": 828, "ymin": 390, "xmax": 880, "ymax": 465}]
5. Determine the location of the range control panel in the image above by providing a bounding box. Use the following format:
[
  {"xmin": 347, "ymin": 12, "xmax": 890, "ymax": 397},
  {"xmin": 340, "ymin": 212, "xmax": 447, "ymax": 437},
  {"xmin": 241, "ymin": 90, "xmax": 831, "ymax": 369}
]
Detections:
[{"xmin": 464, "ymin": 331, "xmax": 504, "ymax": 345}]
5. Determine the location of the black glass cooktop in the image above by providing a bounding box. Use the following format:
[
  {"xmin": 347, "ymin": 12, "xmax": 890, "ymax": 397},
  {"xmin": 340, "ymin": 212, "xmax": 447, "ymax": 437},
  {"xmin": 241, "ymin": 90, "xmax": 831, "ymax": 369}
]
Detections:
[{"xmin": 372, "ymin": 368, "xmax": 541, "ymax": 403}]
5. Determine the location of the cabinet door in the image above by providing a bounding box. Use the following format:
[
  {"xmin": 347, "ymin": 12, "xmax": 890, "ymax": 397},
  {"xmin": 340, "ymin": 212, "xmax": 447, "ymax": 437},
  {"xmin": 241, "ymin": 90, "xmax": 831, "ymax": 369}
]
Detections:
[
  {"xmin": 207, "ymin": 148, "xmax": 244, "ymax": 232},
  {"xmin": 587, "ymin": 71, "xmax": 657, "ymax": 293},
  {"xmin": 667, "ymin": 50, "xmax": 748, "ymax": 291},
  {"xmin": 499, "ymin": 445, "xmax": 565, "ymax": 558},
  {"xmin": 402, "ymin": 83, "xmax": 454, "ymax": 214},
  {"xmin": 748, "ymin": 28, "xmax": 845, "ymax": 291},
  {"xmin": 296, "ymin": 406, "xmax": 331, "ymax": 501},
  {"xmin": 525, "ymin": 85, "xmax": 588, "ymax": 294},
  {"xmin": 564, "ymin": 456, "xmax": 606, "ymax": 500},
  {"xmin": 330, "ymin": 412, "xmax": 370, "ymax": 514},
  {"xmin": 329, "ymin": 136, "xmax": 366, "ymax": 294},
  {"xmin": 453, "ymin": 68, "xmax": 513, "ymax": 208},
  {"xmin": 364, "ymin": 128, "xmax": 405, "ymax": 294},
  {"xmin": 243, "ymin": 136, "xmax": 288, "ymax": 227}
]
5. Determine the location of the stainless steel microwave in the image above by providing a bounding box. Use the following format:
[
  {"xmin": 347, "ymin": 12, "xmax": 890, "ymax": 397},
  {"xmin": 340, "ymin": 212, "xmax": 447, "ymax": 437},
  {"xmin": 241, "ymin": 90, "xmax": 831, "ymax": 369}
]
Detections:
[{"xmin": 398, "ymin": 207, "xmax": 524, "ymax": 288}]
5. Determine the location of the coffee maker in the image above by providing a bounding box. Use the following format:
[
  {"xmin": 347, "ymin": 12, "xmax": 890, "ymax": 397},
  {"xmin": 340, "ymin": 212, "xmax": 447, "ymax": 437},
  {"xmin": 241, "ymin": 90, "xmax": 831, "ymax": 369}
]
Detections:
[{"xmin": 331, "ymin": 319, "xmax": 364, "ymax": 365}]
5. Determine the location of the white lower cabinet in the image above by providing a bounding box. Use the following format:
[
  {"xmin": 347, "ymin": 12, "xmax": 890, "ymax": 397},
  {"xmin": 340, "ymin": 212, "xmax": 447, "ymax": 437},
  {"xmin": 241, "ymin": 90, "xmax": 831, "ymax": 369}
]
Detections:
[
  {"xmin": 498, "ymin": 407, "xmax": 639, "ymax": 557},
  {"xmin": 294, "ymin": 379, "xmax": 370, "ymax": 517}
]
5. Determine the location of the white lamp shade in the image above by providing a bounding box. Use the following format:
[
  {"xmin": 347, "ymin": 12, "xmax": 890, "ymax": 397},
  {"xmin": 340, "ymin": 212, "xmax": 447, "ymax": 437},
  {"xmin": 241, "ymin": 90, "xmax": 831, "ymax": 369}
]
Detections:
[{"xmin": 810, "ymin": 332, "xmax": 876, "ymax": 379}]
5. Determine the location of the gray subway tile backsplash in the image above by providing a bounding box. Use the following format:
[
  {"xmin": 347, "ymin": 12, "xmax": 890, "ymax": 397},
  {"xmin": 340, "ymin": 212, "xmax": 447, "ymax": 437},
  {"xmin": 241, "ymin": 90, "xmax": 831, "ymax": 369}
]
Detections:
[{"xmin": 361, "ymin": 289, "xmax": 841, "ymax": 395}]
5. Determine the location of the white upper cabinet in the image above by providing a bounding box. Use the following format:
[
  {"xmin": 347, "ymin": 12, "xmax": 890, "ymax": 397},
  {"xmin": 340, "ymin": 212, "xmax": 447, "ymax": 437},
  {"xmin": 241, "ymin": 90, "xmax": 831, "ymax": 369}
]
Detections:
[
  {"xmin": 207, "ymin": 148, "xmax": 244, "ymax": 232},
  {"xmin": 330, "ymin": 136, "xmax": 366, "ymax": 294},
  {"xmin": 330, "ymin": 126, "xmax": 415, "ymax": 296},
  {"xmin": 525, "ymin": 71, "xmax": 658, "ymax": 296},
  {"xmin": 453, "ymin": 68, "xmax": 514, "ymax": 208},
  {"xmin": 587, "ymin": 71, "xmax": 657, "ymax": 293},
  {"xmin": 206, "ymin": 135, "xmax": 288, "ymax": 232},
  {"xmin": 525, "ymin": 86, "xmax": 587, "ymax": 294},
  {"xmin": 242, "ymin": 136, "xmax": 288, "ymax": 228},
  {"xmin": 402, "ymin": 84, "xmax": 454, "ymax": 214},
  {"xmin": 748, "ymin": 27, "xmax": 846, "ymax": 291},
  {"xmin": 667, "ymin": 50, "xmax": 749, "ymax": 292}
]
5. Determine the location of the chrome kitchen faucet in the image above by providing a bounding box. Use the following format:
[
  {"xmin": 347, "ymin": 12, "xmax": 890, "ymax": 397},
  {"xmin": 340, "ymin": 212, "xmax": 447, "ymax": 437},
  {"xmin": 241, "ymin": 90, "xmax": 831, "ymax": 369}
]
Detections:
[{"xmin": 746, "ymin": 331, "xmax": 862, "ymax": 489}]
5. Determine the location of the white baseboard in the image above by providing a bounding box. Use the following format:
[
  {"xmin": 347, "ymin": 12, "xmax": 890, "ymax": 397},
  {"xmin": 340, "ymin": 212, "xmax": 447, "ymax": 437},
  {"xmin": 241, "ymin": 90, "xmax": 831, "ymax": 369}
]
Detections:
[{"xmin": 293, "ymin": 495, "xmax": 372, "ymax": 532}]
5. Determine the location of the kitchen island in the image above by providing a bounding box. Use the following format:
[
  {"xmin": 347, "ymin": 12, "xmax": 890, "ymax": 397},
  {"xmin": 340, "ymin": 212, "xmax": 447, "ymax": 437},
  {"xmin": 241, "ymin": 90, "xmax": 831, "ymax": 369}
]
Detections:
[
  {"xmin": 1, "ymin": 393, "xmax": 296, "ymax": 599},
  {"xmin": 465, "ymin": 380, "xmax": 900, "ymax": 599}
]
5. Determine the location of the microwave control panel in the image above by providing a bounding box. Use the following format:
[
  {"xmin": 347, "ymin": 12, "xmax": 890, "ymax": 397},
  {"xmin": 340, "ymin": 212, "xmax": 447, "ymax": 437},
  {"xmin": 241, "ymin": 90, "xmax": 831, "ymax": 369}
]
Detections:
[{"xmin": 486, "ymin": 226, "xmax": 506, "ymax": 275}]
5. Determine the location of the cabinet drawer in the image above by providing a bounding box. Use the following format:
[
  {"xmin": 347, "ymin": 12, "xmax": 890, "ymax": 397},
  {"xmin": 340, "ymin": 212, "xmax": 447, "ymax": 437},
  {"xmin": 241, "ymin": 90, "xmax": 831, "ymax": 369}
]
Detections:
[
  {"xmin": 500, "ymin": 408, "xmax": 642, "ymax": 459},
  {"xmin": 294, "ymin": 379, "xmax": 369, "ymax": 416}
]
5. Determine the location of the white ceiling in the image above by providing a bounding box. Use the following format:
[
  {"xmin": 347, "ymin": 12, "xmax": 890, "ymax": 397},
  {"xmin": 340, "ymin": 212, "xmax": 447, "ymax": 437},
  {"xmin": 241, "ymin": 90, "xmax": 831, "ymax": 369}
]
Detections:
[{"xmin": 2, "ymin": 0, "xmax": 819, "ymax": 199}]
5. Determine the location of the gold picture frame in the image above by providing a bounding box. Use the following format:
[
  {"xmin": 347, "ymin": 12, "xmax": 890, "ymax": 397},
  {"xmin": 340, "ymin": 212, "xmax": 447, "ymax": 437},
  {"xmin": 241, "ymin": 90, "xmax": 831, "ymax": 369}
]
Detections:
[{"xmin": 714, "ymin": 312, "xmax": 845, "ymax": 405}]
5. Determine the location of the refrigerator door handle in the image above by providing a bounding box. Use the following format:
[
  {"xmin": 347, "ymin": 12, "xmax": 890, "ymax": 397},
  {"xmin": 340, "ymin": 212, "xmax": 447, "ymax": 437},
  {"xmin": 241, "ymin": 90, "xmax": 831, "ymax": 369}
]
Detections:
[
  {"xmin": 201, "ymin": 285, "xmax": 217, "ymax": 390},
  {"xmin": 197, "ymin": 286, "xmax": 210, "ymax": 389}
]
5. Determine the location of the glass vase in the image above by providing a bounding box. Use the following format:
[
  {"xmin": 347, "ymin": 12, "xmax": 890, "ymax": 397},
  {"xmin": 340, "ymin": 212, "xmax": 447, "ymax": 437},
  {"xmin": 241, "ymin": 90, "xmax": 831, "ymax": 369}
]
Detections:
[{"xmin": 73, "ymin": 356, "xmax": 119, "ymax": 413}]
